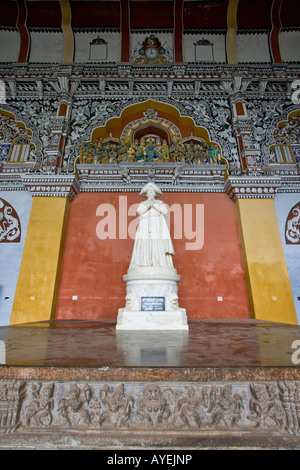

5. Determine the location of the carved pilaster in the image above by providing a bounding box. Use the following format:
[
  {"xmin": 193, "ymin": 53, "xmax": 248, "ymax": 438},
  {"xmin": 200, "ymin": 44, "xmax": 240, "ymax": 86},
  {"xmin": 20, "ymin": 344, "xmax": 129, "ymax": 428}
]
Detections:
[
  {"xmin": 44, "ymin": 75, "xmax": 80, "ymax": 171},
  {"xmin": 222, "ymin": 75, "xmax": 261, "ymax": 172}
]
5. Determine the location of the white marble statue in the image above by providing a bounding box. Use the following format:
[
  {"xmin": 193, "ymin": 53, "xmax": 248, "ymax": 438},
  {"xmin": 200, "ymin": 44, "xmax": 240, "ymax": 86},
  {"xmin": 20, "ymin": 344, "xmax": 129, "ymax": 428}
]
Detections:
[
  {"xmin": 117, "ymin": 182, "xmax": 188, "ymax": 330},
  {"xmin": 129, "ymin": 182, "xmax": 174, "ymax": 269}
]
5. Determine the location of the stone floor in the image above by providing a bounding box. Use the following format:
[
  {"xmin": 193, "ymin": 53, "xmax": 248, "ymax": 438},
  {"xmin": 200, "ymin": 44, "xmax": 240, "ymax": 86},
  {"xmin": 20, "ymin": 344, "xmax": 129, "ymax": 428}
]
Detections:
[{"xmin": 0, "ymin": 318, "xmax": 299, "ymax": 368}]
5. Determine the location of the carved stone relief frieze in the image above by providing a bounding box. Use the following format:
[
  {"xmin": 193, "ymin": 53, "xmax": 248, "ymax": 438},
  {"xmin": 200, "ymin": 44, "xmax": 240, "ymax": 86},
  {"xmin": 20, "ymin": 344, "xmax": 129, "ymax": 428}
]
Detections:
[{"xmin": 0, "ymin": 379, "xmax": 299, "ymax": 444}]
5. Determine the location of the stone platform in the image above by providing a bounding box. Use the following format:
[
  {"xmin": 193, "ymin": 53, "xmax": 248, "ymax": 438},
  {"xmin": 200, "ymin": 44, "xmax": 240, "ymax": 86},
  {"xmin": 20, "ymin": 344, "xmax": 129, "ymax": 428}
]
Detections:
[{"xmin": 0, "ymin": 319, "xmax": 299, "ymax": 449}]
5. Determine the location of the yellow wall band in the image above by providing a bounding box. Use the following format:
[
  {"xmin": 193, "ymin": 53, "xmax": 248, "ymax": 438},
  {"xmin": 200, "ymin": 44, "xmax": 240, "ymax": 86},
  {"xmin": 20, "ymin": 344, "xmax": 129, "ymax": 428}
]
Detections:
[
  {"xmin": 235, "ymin": 198, "xmax": 298, "ymax": 325},
  {"xmin": 10, "ymin": 197, "xmax": 70, "ymax": 325},
  {"xmin": 59, "ymin": 0, "xmax": 74, "ymax": 63}
]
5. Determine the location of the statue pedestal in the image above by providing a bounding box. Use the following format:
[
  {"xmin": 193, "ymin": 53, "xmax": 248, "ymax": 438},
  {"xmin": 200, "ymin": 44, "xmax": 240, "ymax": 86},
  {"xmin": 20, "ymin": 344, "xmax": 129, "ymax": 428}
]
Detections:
[
  {"xmin": 116, "ymin": 267, "xmax": 188, "ymax": 330},
  {"xmin": 116, "ymin": 310, "xmax": 188, "ymax": 330}
]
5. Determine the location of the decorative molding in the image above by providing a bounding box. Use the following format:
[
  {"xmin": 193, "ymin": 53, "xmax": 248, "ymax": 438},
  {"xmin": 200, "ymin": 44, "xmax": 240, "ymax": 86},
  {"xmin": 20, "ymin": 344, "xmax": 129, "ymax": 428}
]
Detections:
[
  {"xmin": 77, "ymin": 162, "xmax": 226, "ymax": 193},
  {"xmin": 270, "ymin": 164, "xmax": 300, "ymax": 193},
  {"xmin": 0, "ymin": 162, "xmax": 35, "ymax": 191},
  {"xmin": 21, "ymin": 173, "xmax": 80, "ymax": 200},
  {"xmin": 224, "ymin": 175, "xmax": 282, "ymax": 201},
  {"xmin": 1, "ymin": 63, "xmax": 299, "ymax": 82}
]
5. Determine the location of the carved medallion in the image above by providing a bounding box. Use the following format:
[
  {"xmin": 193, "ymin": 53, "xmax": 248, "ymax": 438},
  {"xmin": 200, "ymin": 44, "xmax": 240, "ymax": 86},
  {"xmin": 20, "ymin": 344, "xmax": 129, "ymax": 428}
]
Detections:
[
  {"xmin": 0, "ymin": 198, "xmax": 21, "ymax": 243},
  {"xmin": 285, "ymin": 202, "xmax": 300, "ymax": 245}
]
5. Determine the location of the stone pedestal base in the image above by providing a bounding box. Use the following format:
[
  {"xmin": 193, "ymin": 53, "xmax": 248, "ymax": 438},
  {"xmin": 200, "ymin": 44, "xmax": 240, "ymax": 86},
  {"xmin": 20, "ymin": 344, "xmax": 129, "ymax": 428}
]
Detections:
[
  {"xmin": 116, "ymin": 309, "xmax": 188, "ymax": 330},
  {"xmin": 116, "ymin": 266, "xmax": 188, "ymax": 330}
]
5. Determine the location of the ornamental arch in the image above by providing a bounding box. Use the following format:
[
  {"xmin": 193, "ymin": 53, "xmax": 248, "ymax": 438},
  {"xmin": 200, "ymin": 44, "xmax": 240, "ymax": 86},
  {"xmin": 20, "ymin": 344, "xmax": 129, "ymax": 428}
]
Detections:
[{"xmin": 73, "ymin": 100, "xmax": 224, "ymax": 166}]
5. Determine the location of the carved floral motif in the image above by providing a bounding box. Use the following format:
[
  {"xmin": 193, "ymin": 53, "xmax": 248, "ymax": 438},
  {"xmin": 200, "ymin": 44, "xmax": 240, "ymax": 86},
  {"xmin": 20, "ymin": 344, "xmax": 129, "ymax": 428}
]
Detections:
[
  {"xmin": 0, "ymin": 198, "xmax": 21, "ymax": 243},
  {"xmin": 285, "ymin": 202, "xmax": 300, "ymax": 244}
]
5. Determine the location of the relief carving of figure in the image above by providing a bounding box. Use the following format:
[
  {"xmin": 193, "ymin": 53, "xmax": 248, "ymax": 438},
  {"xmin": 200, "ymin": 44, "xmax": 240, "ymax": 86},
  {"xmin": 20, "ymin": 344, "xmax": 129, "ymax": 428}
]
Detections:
[
  {"xmin": 25, "ymin": 383, "xmax": 54, "ymax": 426},
  {"xmin": 209, "ymin": 385, "xmax": 243, "ymax": 429},
  {"xmin": 175, "ymin": 386, "xmax": 204, "ymax": 428},
  {"xmin": 248, "ymin": 383, "xmax": 284, "ymax": 430},
  {"xmin": 100, "ymin": 384, "xmax": 134, "ymax": 428},
  {"xmin": 58, "ymin": 384, "xmax": 91, "ymax": 426},
  {"xmin": 137, "ymin": 384, "xmax": 172, "ymax": 426}
]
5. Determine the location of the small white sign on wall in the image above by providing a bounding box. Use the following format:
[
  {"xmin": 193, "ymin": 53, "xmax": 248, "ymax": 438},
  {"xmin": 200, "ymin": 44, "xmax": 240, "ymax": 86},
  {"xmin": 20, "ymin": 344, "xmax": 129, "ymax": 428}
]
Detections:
[
  {"xmin": 194, "ymin": 39, "xmax": 214, "ymax": 62},
  {"xmin": 89, "ymin": 37, "xmax": 108, "ymax": 61}
]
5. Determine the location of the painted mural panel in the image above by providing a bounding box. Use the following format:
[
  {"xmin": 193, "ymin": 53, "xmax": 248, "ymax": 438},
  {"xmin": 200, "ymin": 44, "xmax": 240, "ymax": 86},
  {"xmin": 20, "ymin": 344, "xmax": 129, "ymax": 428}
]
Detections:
[
  {"xmin": 0, "ymin": 192, "xmax": 32, "ymax": 326},
  {"xmin": 274, "ymin": 194, "xmax": 300, "ymax": 324},
  {"xmin": 56, "ymin": 192, "xmax": 250, "ymax": 321}
]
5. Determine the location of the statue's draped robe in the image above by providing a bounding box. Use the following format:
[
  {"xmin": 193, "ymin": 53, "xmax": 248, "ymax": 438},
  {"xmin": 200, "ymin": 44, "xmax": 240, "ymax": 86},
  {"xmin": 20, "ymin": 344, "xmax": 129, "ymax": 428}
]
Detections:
[{"xmin": 130, "ymin": 199, "xmax": 174, "ymax": 268}]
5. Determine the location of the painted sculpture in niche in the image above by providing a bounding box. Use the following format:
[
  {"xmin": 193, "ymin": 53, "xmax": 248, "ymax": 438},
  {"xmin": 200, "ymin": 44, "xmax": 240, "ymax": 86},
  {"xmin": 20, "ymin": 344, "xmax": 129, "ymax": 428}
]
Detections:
[
  {"xmin": 129, "ymin": 182, "xmax": 174, "ymax": 269},
  {"xmin": 76, "ymin": 135, "xmax": 221, "ymax": 165}
]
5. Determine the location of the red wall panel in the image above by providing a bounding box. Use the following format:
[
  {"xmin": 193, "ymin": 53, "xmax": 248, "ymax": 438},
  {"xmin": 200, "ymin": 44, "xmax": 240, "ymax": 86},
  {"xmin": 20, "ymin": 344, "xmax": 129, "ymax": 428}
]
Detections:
[{"xmin": 56, "ymin": 192, "xmax": 250, "ymax": 320}]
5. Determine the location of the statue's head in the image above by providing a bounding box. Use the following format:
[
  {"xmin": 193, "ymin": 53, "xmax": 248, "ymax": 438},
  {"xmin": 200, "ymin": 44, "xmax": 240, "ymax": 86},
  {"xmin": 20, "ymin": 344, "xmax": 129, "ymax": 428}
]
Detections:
[{"xmin": 140, "ymin": 182, "xmax": 162, "ymax": 199}]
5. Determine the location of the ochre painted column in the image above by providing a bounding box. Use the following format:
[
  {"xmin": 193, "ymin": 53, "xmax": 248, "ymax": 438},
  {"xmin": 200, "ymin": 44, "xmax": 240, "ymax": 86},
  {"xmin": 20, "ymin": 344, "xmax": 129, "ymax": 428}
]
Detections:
[
  {"xmin": 226, "ymin": 0, "xmax": 239, "ymax": 64},
  {"xmin": 235, "ymin": 198, "xmax": 297, "ymax": 325},
  {"xmin": 10, "ymin": 196, "xmax": 70, "ymax": 325},
  {"xmin": 59, "ymin": 0, "xmax": 74, "ymax": 63}
]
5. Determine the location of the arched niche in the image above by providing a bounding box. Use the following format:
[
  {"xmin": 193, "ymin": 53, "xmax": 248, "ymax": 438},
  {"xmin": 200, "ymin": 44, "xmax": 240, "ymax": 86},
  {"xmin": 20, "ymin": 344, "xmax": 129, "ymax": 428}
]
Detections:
[
  {"xmin": 90, "ymin": 99, "xmax": 212, "ymax": 144},
  {"xmin": 74, "ymin": 99, "xmax": 223, "ymax": 165}
]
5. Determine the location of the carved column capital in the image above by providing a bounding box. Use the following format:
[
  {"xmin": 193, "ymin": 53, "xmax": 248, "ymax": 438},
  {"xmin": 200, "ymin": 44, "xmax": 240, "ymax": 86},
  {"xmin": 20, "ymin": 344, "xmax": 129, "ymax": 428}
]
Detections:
[
  {"xmin": 224, "ymin": 175, "xmax": 282, "ymax": 202},
  {"xmin": 22, "ymin": 173, "xmax": 80, "ymax": 200}
]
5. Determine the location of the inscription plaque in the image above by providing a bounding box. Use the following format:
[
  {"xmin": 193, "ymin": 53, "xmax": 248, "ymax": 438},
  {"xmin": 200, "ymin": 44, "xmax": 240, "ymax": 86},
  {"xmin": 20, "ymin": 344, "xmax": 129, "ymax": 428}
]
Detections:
[{"xmin": 141, "ymin": 297, "xmax": 165, "ymax": 311}]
